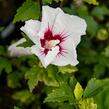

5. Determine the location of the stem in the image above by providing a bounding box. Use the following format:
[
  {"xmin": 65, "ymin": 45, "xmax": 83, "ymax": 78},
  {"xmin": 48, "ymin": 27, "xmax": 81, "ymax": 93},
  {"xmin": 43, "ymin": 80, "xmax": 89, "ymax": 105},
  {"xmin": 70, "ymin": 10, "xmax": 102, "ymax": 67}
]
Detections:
[
  {"xmin": 60, "ymin": 0, "xmax": 64, "ymax": 8},
  {"xmin": 38, "ymin": 0, "xmax": 42, "ymax": 12},
  {"xmin": 76, "ymin": 105, "xmax": 79, "ymax": 109},
  {"xmin": 75, "ymin": 101, "xmax": 80, "ymax": 109},
  {"xmin": 37, "ymin": 0, "xmax": 42, "ymax": 20}
]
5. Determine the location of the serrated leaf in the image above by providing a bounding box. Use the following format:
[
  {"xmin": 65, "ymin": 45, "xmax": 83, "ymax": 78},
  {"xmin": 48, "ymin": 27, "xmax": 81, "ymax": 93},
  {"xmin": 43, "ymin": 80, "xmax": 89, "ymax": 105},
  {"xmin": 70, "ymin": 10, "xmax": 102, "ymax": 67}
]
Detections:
[
  {"xmin": 13, "ymin": 0, "xmax": 40, "ymax": 23},
  {"xmin": 79, "ymin": 98, "xmax": 97, "ymax": 109},
  {"xmin": 25, "ymin": 65, "xmax": 42, "ymax": 92},
  {"xmin": 44, "ymin": 75, "xmax": 74, "ymax": 103},
  {"xmin": 44, "ymin": 85, "xmax": 74, "ymax": 104},
  {"xmin": 74, "ymin": 82, "xmax": 83, "ymax": 100},
  {"xmin": 25, "ymin": 65, "xmax": 58, "ymax": 92},
  {"xmin": 44, "ymin": 88, "xmax": 68, "ymax": 103},
  {"xmin": 83, "ymin": 78, "xmax": 108, "ymax": 98},
  {"xmin": 58, "ymin": 65, "xmax": 78, "ymax": 74}
]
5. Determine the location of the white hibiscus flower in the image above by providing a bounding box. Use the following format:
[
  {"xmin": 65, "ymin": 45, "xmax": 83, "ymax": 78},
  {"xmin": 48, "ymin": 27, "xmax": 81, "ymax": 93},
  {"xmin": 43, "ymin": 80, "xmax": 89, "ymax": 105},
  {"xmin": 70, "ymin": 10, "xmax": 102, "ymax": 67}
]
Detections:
[{"xmin": 8, "ymin": 6, "xmax": 87, "ymax": 67}]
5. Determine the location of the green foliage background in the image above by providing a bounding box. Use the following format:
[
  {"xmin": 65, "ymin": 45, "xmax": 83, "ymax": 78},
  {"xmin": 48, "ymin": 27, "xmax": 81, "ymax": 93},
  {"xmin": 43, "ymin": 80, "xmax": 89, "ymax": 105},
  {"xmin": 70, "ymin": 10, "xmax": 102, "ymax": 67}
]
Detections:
[{"xmin": 0, "ymin": 0, "xmax": 109, "ymax": 109}]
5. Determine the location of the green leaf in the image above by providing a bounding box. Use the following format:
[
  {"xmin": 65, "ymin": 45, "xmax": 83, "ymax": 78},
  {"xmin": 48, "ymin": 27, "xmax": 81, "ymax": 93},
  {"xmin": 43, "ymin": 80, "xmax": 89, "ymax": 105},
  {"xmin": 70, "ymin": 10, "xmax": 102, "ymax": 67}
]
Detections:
[
  {"xmin": 25, "ymin": 65, "xmax": 42, "ymax": 92},
  {"xmin": 7, "ymin": 72, "xmax": 21, "ymax": 88},
  {"xmin": 44, "ymin": 88, "xmax": 69, "ymax": 103},
  {"xmin": 83, "ymin": 78, "xmax": 108, "ymax": 98},
  {"xmin": 12, "ymin": 90, "xmax": 36, "ymax": 104},
  {"xmin": 95, "ymin": 79, "xmax": 109, "ymax": 109},
  {"xmin": 44, "ymin": 75, "xmax": 74, "ymax": 103},
  {"xmin": 84, "ymin": 0, "xmax": 99, "ymax": 5},
  {"xmin": 0, "ymin": 57, "xmax": 12, "ymax": 74},
  {"xmin": 93, "ymin": 64, "xmax": 105, "ymax": 78},
  {"xmin": 74, "ymin": 82, "xmax": 83, "ymax": 100},
  {"xmin": 97, "ymin": 55, "xmax": 109, "ymax": 67},
  {"xmin": 77, "ymin": 6, "xmax": 99, "ymax": 37},
  {"xmin": 79, "ymin": 98, "xmax": 97, "ymax": 109},
  {"xmin": 69, "ymin": 76, "xmax": 77, "ymax": 91},
  {"xmin": 78, "ymin": 48, "xmax": 98, "ymax": 64},
  {"xmin": 44, "ymin": 87, "xmax": 74, "ymax": 104},
  {"xmin": 25, "ymin": 65, "xmax": 58, "ymax": 92},
  {"xmin": 85, "ymin": 16, "xmax": 99, "ymax": 36},
  {"xmin": 58, "ymin": 65, "xmax": 78, "ymax": 74},
  {"xmin": 77, "ymin": 5, "xmax": 89, "ymax": 17},
  {"xmin": 17, "ymin": 32, "xmax": 34, "ymax": 48},
  {"xmin": 91, "ymin": 6, "xmax": 109, "ymax": 21},
  {"xmin": 17, "ymin": 40, "xmax": 33, "ymax": 48},
  {"xmin": 63, "ymin": 5, "xmax": 76, "ymax": 15},
  {"xmin": 13, "ymin": 0, "xmax": 40, "ymax": 23}
]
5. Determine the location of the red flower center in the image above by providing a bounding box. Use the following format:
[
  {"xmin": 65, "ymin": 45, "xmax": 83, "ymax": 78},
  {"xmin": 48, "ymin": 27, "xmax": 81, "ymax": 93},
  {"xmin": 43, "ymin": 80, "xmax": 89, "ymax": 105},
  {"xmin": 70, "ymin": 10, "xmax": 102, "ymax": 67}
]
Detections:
[{"xmin": 40, "ymin": 28, "xmax": 65, "ymax": 55}]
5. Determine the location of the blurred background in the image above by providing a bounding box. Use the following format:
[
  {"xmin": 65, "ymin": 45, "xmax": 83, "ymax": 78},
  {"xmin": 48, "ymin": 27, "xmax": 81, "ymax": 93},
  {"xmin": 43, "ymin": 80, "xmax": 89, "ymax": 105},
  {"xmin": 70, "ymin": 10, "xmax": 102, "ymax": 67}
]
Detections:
[
  {"xmin": 0, "ymin": 0, "xmax": 25, "ymax": 44},
  {"xmin": 0, "ymin": 0, "xmax": 109, "ymax": 109}
]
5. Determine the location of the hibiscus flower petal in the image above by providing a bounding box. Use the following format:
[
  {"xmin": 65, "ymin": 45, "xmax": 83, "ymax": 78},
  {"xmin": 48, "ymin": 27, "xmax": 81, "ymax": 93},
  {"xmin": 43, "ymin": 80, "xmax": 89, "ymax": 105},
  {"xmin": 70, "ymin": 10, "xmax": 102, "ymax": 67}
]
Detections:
[
  {"xmin": 52, "ymin": 10, "xmax": 87, "ymax": 47},
  {"xmin": 52, "ymin": 37, "xmax": 79, "ymax": 66},
  {"xmin": 31, "ymin": 45, "xmax": 46, "ymax": 67},
  {"xmin": 31, "ymin": 45, "xmax": 59, "ymax": 67},
  {"xmin": 8, "ymin": 38, "xmax": 32, "ymax": 57},
  {"xmin": 44, "ymin": 46, "xmax": 59, "ymax": 67},
  {"xmin": 20, "ymin": 19, "xmax": 40, "ymax": 44},
  {"xmin": 38, "ymin": 6, "xmax": 63, "ymax": 39}
]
